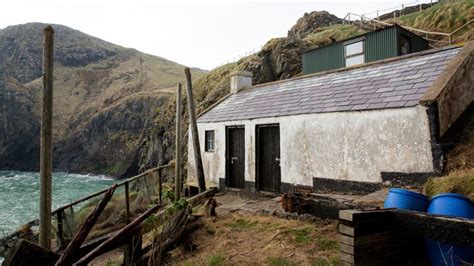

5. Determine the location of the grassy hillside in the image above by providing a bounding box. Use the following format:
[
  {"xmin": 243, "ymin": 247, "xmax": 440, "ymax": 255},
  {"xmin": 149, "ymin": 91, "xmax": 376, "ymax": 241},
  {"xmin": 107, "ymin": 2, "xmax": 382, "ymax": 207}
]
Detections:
[
  {"xmin": 389, "ymin": 0, "xmax": 474, "ymax": 33},
  {"xmin": 0, "ymin": 23, "xmax": 206, "ymax": 175}
]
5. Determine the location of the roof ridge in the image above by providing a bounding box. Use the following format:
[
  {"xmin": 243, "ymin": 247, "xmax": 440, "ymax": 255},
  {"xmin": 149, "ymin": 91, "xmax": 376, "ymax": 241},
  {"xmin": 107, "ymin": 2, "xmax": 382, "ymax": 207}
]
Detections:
[
  {"xmin": 243, "ymin": 45, "xmax": 462, "ymax": 93},
  {"xmin": 199, "ymin": 46, "xmax": 460, "ymax": 123}
]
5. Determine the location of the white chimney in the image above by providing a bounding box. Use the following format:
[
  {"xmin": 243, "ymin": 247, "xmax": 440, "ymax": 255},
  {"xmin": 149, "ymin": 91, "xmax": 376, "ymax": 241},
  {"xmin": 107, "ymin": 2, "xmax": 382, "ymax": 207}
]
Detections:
[{"xmin": 230, "ymin": 70, "xmax": 252, "ymax": 94}]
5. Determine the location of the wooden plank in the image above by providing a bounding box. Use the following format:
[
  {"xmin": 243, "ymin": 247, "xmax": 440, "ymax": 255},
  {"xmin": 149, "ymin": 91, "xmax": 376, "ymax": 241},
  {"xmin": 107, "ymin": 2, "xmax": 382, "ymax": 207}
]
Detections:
[
  {"xmin": 175, "ymin": 83, "xmax": 182, "ymax": 200},
  {"xmin": 338, "ymin": 231, "xmax": 394, "ymax": 246},
  {"xmin": 56, "ymin": 185, "xmax": 117, "ymax": 266},
  {"xmin": 339, "ymin": 241, "xmax": 400, "ymax": 255},
  {"xmin": 339, "ymin": 209, "xmax": 393, "ymax": 222},
  {"xmin": 339, "ymin": 220, "xmax": 392, "ymax": 236},
  {"xmin": 391, "ymin": 209, "xmax": 474, "ymax": 244},
  {"xmin": 340, "ymin": 250, "xmax": 400, "ymax": 265},
  {"xmin": 39, "ymin": 25, "xmax": 54, "ymax": 250},
  {"xmin": 74, "ymin": 204, "xmax": 162, "ymax": 265},
  {"xmin": 184, "ymin": 67, "xmax": 206, "ymax": 192},
  {"xmin": 56, "ymin": 210, "xmax": 64, "ymax": 249},
  {"xmin": 52, "ymin": 163, "xmax": 172, "ymax": 214},
  {"xmin": 3, "ymin": 239, "xmax": 60, "ymax": 266},
  {"xmin": 339, "ymin": 224, "xmax": 355, "ymax": 236}
]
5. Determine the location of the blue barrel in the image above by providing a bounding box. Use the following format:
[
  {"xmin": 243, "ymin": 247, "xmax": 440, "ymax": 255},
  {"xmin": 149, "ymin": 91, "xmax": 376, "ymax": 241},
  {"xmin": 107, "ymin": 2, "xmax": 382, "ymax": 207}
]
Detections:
[
  {"xmin": 384, "ymin": 188, "xmax": 429, "ymax": 211},
  {"xmin": 426, "ymin": 193, "xmax": 474, "ymax": 266}
]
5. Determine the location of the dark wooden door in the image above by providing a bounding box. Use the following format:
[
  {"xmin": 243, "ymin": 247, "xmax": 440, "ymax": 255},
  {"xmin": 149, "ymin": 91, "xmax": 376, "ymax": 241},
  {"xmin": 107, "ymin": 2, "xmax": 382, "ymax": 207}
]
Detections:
[
  {"xmin": 226, "ymin": 127, "xmax": 245, "ymax": 189},
  {"xmin": 257, "ymin": 125, "xmax": 281, "ymax": 192}
]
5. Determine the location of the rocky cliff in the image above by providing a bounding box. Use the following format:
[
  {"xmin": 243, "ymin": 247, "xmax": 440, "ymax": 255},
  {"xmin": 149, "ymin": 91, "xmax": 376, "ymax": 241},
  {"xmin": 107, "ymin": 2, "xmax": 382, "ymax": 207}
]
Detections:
[{"xmin": 0, "ymin": 23, "xmax": 205, "ymax": 176}]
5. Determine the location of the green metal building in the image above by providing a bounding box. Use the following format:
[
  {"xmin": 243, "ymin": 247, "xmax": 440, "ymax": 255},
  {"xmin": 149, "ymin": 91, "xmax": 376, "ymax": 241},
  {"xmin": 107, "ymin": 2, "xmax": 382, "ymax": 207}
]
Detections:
[{"xmin": 302, "ymin": 25, "xmax": 429, "ymax": 74}]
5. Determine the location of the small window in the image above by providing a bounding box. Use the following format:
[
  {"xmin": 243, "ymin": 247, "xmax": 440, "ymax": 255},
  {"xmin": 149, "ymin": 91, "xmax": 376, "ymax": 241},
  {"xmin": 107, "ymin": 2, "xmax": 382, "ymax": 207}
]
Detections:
[
  {"xmin": 399, "ymin": 35, "xmax": 411, "ymax": 55},
  {"xmin": 205, "ymin": 130, "xmax": 215, "ymax": 152},
  {"xmin": 344, "ymin": 40, "xmax": 365, "ymax": 67}
]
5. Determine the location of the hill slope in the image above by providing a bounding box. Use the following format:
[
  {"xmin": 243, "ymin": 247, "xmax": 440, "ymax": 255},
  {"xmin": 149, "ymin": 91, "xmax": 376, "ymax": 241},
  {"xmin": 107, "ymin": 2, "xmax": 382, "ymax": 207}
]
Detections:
[{"xmin": 0, "ymin": 23, "xmax": 205, "ymax": 176}]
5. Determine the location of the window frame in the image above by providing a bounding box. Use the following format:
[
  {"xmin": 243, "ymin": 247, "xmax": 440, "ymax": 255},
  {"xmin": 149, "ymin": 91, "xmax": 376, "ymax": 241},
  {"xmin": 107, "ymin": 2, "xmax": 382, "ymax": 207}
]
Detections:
[
  {"xmin": 399, "ymin": 34, "xmax": 411, "ymax": 55},
  {"xmin": 344, "ymin": 38, "xmax": 365, "ymax": 67},
  {"xmin": 204, "ymin": 130, "xmax": 215, "ymax": 152}
]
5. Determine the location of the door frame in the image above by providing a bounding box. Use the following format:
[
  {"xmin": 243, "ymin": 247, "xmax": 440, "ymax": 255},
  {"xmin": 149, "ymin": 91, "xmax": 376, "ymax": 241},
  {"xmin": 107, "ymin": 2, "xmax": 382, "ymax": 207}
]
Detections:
[
  {"xmin": 255, "ymin": 123, "xmax": 281, "ymax": 191},
  {"xmin": 225, "ymin": 125, "xmax": 245, "ymax": 188}
]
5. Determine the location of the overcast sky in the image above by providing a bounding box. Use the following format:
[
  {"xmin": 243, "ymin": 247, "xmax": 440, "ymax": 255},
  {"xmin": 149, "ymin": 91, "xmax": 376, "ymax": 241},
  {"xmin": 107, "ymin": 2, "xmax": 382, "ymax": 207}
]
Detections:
[{"xmin": 1, "ymin": 0, "xmax": 434, "ymax": 70}]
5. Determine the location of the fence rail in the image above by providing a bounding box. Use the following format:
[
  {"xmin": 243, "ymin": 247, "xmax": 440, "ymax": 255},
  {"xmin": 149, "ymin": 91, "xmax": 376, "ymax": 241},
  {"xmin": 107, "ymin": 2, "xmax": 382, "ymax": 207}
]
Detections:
[{"xmin": 11, "ymin": 163, "xmax": 174, "ymax": 250}]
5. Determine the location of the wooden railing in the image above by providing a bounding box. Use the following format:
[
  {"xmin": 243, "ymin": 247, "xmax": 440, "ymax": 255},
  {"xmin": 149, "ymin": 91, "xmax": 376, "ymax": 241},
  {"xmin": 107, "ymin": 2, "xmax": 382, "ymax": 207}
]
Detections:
[
  {"xmin": 20, "ymin": 163, "xmax": 173, "ymax": 249},
  {"xmin": 342, "ymin": 13, "xmax": 473, "ymax": 47}
]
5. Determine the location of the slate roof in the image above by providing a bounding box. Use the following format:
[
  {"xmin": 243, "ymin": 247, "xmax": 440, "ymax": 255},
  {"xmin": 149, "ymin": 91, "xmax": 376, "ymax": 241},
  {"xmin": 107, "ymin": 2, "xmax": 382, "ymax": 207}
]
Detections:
[{"xmin": 198, "ymin": 47, "xmax": 460, "ymax": 123}]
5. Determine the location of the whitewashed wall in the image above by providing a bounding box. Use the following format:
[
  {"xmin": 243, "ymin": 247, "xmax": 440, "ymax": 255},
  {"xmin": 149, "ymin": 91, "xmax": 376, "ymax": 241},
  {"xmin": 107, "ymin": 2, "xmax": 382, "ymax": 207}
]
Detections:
[{"xmin": 188, "ymin": 106, "xmax": 434, "ymax": 188}]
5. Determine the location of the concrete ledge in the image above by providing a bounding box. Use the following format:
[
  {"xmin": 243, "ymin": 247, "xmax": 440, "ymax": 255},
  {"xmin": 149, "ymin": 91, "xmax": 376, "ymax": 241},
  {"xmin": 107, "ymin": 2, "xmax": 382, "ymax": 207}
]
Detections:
[
  {"xmin": 381, "ymin": 172, "xmax": 439, "ymax": 188},
  {"xmin": 313, "ymin": 177, "xmax": 382, "ymax": 195}
]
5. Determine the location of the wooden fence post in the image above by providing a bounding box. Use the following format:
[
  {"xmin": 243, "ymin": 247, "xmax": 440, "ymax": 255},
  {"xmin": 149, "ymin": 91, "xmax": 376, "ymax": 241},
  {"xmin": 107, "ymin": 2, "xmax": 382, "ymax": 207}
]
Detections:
[
  {"xmin": 175, "ymin": 83, "xmax": 182, "ymax": 201},
  {"xmin": 125, "ymin": 182, "xmax": 131, "ymax": 223},
  {"xmin": 158, "ymin": 169, "xmax": 163, "ymax": 203},
  {"xmin": 39, "ymin": 25, "xmax": 54, "ymax": 250},
  {"xmin": 184, "ymin": 68, "xmax": 206, "ymax": 192},
  {"xmin": 56, "ymin": 210, "xmax": 64, "ymax": 249}
]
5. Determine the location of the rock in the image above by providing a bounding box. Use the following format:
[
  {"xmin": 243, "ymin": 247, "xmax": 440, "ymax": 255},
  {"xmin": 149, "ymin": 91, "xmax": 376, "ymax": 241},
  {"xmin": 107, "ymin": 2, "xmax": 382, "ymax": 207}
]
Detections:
[{"xmin": 287, "ymin": 11, "xmax": 339, "ymax": 39}]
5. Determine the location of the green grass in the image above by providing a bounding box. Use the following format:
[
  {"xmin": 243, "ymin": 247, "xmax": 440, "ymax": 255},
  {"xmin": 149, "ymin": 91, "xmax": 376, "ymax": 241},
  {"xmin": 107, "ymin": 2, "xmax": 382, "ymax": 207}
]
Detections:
[
  {"xmin": 311, "ymin": 257, "xmax": 339, "ymax": 266},
  {"xmin": 205, "ymin": 226, "xmax": 216, "ymax": 235},
  {"xmin": 287, "ymin": 227, "xmax": 314, "ymax": 244},
  {"xmin": 268, "ymin": 257, "xmax": 294, "ymax": 266},
  {"xmin": 316, "ymin": 237, "xmax": 339, "ymax": 251},
  {"xmin": 208, "ymin": 254, "xmax": 227, "ymax": 266},
  {"xmin": 389, "ymin": 0, "xmax": 474, "ymax": 33},
  {"xmin": 230, "ymin": 217, "xmax": 258, "ymax": 229},
  {"xmin": 424, "ymin": 170, "xmax": 474, "ymax": 200},
  {"xmin": 303, "ymin": 24, "xmax": 367, "ymax": 48}
]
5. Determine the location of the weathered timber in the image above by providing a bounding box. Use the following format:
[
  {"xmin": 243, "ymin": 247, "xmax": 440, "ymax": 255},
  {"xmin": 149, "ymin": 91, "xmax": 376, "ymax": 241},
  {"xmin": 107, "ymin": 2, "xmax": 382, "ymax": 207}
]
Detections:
[
  {"xmin": 78, "ymin": 188, "xmax": 216, "ymax": 258},
  {"xmin": 39, "ymin": 25, "xmax": 54, "ymax": 250},
  {"xmin": 338, "ymin": 231, "xmax": 394, "ymax": 246},
  {"xmin": 139, "ymin": 209, "xmax": 201, "ymax": 264},
  {"xmin": 2, "ymin": 239, "xmax": 60, "ymax": 266},
  {"xmin": 56, "ymin": 210, "xmax": 65, "ymax": 250},
  {"xmin": 50, "ymin": 163, "xmax": 172, "ymax": 214},
  {"xmin": 391, "ymin": 209, "xmax": 474, "ymax": 244},
  {"xmin": 282, "ymin": 192, "xmax": 361, "ymax": 219},
  {"xmin": 73, "ymin": 204, "xmax": 162, "ymax": 265},
  {"xmin": 339, "ymin": 208, "xmax": 474, "ymax": 265},
  {"xmin": 72, "ymin": 188, "xmax": 215, "ymax": 265},
  {"xmin": 339, "ymin": 209, "xmax": 393, "ymax": 222},
  {"xmin": 184, "ymin": 67, "xmax": 206, "ymax": 192},
  {"xmin": 55, "ymin": 184, "xmax": 117, "ymax": 266},
  {"xmin": 125, "ymin": 182, "xmax": 131, "ymax": 223},
  {"xmin": 175, "ymin": 83, "xmax": 182, "ymax": 200}
]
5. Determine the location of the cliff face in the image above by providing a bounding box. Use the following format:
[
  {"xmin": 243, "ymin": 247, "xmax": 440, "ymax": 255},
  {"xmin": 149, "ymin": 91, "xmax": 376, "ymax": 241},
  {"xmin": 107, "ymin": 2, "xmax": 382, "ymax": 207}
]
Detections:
[
  {"xmin": 0, "ymin": 23, "xmax": 205, "ymax": 177},
  {"xmin": 287, "ymin": 11, "xmax": 339, "ymax": 39}
]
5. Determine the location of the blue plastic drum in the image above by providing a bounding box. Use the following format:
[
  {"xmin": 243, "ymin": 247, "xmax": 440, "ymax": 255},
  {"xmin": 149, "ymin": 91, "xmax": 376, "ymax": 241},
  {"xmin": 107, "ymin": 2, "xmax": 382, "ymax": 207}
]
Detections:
[
  {"xmin": 384, "ymin": 188, "xmax": 429, "ymax": 211},
  {"xmin": 426, "ymin": 193, "xmax": 474, "ymax": 266}
]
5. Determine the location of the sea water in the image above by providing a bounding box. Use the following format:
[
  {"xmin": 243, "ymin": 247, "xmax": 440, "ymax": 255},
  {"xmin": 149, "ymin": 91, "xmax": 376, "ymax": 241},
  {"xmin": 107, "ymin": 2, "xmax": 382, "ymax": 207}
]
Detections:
[{"xmin": 0, "ymin": 171, "xmax": 114, "ymax": 262}]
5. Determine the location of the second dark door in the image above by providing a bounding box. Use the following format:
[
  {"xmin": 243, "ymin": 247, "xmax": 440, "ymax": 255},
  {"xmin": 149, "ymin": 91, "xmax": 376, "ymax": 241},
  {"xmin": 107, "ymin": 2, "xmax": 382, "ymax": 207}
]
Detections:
[
  {"xmin": 226, "ymin": 127, "xmax": 245, "ymax": 189},
  {"xmin": 257, "ymin": 124, "xmax": 281, "ymax": 192}
]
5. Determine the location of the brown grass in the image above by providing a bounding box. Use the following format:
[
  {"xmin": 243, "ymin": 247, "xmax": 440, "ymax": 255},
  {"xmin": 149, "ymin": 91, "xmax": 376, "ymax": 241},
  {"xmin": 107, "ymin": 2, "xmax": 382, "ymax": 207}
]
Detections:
[
  {"xmin": 424, "ymin": 169, "xmax": 474, "ymax": 201},
  {"xmin": 168, "ymin": 214, "xmax": 339, "ymax": 265}
]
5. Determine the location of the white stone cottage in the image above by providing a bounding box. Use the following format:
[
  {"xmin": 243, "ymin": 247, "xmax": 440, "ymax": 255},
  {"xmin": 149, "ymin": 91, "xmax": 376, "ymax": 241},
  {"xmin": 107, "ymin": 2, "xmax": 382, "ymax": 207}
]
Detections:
[{"xmin": 188, "ymin": 43, "xmax": 473, "ymax": 194}]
